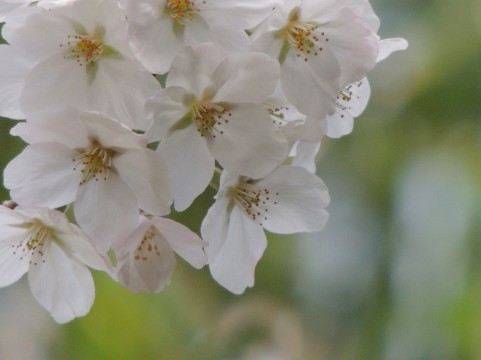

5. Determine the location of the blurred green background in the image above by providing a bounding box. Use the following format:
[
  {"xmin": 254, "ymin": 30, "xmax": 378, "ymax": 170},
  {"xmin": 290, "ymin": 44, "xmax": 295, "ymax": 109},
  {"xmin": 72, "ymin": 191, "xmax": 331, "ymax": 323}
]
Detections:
[{"xmin": 2, "ymin": 0, "xmax": 481, "ymax": 359}]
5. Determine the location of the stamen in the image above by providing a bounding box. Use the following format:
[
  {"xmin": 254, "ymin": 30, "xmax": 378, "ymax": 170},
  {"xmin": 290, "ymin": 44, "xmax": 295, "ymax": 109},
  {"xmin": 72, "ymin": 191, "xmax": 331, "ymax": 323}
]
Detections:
[
  {"xmin": 73, "ymin": 141, "xmax": 114, "ymax": 184},
  {"xmin": 62, "ymin": 35, "xmax": 104, "ymax": 66},
  {"xmin": 231, "ymin": 179, "xmax": 279, "ymax": 226},
  {"xmin": 165, "ymin": 0, "xmax": 205, "ymax": 26},
  {"xmin": 11, "ymin": 220, "xmax": 51, "ymax": 266},
  {"xmin": 192, "ymin": 101, "xmax": 231, "ymax": 138},
  {"xmin": 134, "ymin": 227, "xmax": 161, "ymax": 261}
]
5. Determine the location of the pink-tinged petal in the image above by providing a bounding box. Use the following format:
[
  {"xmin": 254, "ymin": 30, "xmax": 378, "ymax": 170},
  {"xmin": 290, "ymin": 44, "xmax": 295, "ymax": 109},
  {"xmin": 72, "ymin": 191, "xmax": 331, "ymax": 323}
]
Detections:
[
  {"xmin": 212, "ymin": 52, "xmax": 280, "ymax": 104},
  {"xmin": 4, "ymin": 143, "xmax": 80, "ymax": 208},
  {"xmin": 0, "ymin": 45, "xmax": 29, "ymax": 119},
  {"xmin": 0, "ymin": 226, "xmax": 30, "ymax": 287},
  {"xmin": 377, "ymin": 38, "xmax": 408, "ymax": 62},
  {"xmin": 152, "ymin": 217, "xmax": 206, "ymax": 269},
  {"xmin": 74, "ymin": 173, "xmax": 139, "ymax": 253},
  {"xmin": 113, "ymin": 150, "xmax": 173, "ymax": 216},
  {"xmin": 207, "ymin": 104, "xmax": 288, "ymax": 179},
  {"xmin": 158, "ymin": 124, "xmax": 215, "ymax": 212},
  {"xmin": 117, "ymin": 230, "xmax": 176, "ymax": 293},
  {"xmin": 255, "ymin": 165, "xmax": 330, "ymax": 234},
  {"xmin": 28, "ymin": 241, "xmax": 95, "ymax": 323},
  {"xmin": 208, "ymin": 206, "xmax": 267, "ymax": 294}
]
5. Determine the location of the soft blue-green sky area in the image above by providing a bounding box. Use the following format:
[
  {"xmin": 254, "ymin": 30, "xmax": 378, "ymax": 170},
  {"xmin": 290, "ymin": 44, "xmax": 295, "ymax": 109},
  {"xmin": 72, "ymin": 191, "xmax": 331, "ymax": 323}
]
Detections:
[{"xmin": 1, "ymin": 0, "xmax": 481, "ymax": 359}]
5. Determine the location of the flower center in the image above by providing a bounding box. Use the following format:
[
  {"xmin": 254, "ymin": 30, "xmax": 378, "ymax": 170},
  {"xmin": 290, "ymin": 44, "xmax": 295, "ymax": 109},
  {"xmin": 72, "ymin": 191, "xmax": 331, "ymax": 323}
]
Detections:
[
  {"xmin": 166, "ymin": 0, "xmax": 205, "ymax": 25},
  {"xmin": 134, "ymin": 226, "xmax": 161, "ymax": 261},
  {"xmin": 11, "ymin": 220, "xmax": 51, "ymax": 265},
  {"xmin": 278, "ymin": 7, "xmax": 328, "ymax": 63},
  {"xmin": 230, "ymin": 179, "xmax": 279, "ymax": 226},
  {"xmin": 73, "ymin": 141, "xmax": 114, "ymax": 185},
  {"xmin": 63, "ymin": 35, "xmax": 104, "ymax": 66},
  {"xmin": 192, "ymin": 101, "xmax": 232, "ymax": 138}
]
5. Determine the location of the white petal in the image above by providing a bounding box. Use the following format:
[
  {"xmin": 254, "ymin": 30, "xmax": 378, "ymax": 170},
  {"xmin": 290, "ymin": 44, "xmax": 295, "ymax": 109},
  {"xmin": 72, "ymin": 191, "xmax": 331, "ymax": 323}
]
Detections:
[
  {"xmin": 0, "ymin": 226, "xmax": 29, "ymax": 287},
  {"xmin": 152, "ymin": 217, "xmax": 206, "ymax": 269},
  {"xmin": 74, "ymin": 173, "xmax": 139, "ymax": 253},
  {"xmin": 0, "ymin": 45, "xmax": 29, "ymax": 119},
  {"xmin": 10, "ymin": 107, "xmax": 89, "ymax": 148},
  {"xmin": 211, "ymin": 52, "xmax": 280, "ymax": 104},
  {"xmin": 167, "ymin": 43, "xmax": 226, "ymax": 96},
  {"xmin": 158, "ymin": 124, "xmax": 215, "ymax": 212},
  {"xmin": 20, "ymin": 54, "xmax": 89, "ymax": 116},
  {"xmin": 201, "ymin": 191, "xmax": 232, "ymax": 262},
  {"xmin": 4, "ymin": 143, "xmax": 80, "ymax": 208},
  {"xmin": 377, "ymin": 38, "xmax": 408, "ymax": 63},
  {"xmin": 291, "ymin": 141, "xmax": 321, "ymax": 173},
  {"xmin": 28, "ymin": 241, "xmax": 95, "ymax": 323},
  {"xmin": 208, "ymin": 104, "xmax": 288, "ymax": 179},
  {"xmin": 114, "ymin": 150, "xmax": 173, "ymax": 216},
  {"xmin": 208, "ymin": 206, "xmax": 267, "ymax": 294},
  {"xmin": 256, "ymin": 165, "xmax": 330, "ymax": 234}
]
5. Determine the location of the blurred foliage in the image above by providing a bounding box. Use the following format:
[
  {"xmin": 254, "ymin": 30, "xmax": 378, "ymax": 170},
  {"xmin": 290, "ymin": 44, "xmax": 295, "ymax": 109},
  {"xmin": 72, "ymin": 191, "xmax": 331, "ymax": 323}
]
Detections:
[{"xmin": 2, "ymin": 0, "xmax": 481, "ymax": 359}]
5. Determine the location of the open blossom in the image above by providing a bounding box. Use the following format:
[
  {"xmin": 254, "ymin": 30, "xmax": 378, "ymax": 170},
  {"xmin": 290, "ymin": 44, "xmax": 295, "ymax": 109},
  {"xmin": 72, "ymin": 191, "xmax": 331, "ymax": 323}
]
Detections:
[
  {"xmin": 201, "ymin": 165, "xmax": 330, "ymax": 294},
  {"xmin": 252, "ymin": 0, "xmax": 380, "ymax": 118},
  {"xmin": 0, "ymin": 206, "xmax": 109, "ymax": 323},
  {"xmin": 119, "ymin": 0, "xmax": 277, "ymax": 74},
  {"xmin": 0, "ymin": 0, "xmax": 159, "ymax": 129},
  {"xmin": 4, "ymin": 108, "xmax": 173, "ymax": 252},
  {"xmin": 116, "ymin": 215, "xmax": 206, "ymax": 293},
  {"xmin": 147, "ymin": 43, "xmax": 288, "ymax": 211}
]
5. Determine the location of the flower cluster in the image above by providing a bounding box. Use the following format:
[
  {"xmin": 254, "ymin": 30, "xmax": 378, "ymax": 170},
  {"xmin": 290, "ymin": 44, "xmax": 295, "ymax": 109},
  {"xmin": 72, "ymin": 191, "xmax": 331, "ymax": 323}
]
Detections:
[{"xmin": 0, "ymin": 0, "xmax": 407, "ymax": 322}]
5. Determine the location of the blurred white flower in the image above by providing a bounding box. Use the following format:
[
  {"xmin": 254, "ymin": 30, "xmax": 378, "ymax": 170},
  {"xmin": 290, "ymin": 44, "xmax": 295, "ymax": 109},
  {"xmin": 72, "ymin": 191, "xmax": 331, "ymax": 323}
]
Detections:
[{"xmin": 0, "ymin": 205, "xmax": 108, "ymax": 323}]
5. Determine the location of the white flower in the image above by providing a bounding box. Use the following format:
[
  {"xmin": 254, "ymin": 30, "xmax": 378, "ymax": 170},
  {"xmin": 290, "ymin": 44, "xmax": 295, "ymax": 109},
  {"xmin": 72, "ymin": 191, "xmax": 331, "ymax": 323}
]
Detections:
[
  {"xmin": 119, "ymin": 0, "xmax": 277, "ymax": 74},
  {"xmin": 0, "ymin": 205, "xmax": 108, "ymax": 323},
  {"xmin": 252, "ymin": 0, "xmax": 380, "ymax": 117},
  {"xmin": 4, "ymin": 108, "xmax": 173, "ymax": 252},
  {"xmin": 115, "ymin": 215, "xmax": 206, "ymax": 293},
  {"xmin": 147, "ymin": 43, "xmax": 288, "ymax": 211},
  {"xmin": 0, "ymin": 0, "xmax": 160, "ymax": 129},
  {"xmin": 201, "ymin": 165, "xmax": 330, "ymax": 294}
]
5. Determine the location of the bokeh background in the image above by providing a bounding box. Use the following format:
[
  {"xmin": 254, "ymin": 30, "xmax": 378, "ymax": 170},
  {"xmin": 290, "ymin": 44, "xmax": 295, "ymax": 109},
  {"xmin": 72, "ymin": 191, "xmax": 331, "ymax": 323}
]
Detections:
[{"xmin": 1, "ymin": 0, "xmax": 481, "ymax": 359}]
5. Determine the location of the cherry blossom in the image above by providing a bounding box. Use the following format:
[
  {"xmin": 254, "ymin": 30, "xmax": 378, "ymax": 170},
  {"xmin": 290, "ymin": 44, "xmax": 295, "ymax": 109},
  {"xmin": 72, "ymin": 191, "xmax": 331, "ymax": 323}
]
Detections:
[
  {"xmin": 4, "ymin": 108, "xmax": 173, "ymax": 252},
  {"xmin": 115, "ymin": 215, "xmax": 206, "ymax": 293},
  {"xmin": 147, "ymin": 43, "xmax": 288, "ymax": 211},
  {"xmin": 0, "ymin": 0, "xmax": 160, "ymax": 129},
  {"xmin": 119, "ymin": 0, "xmax": 277, "ymax": 74},
  {"xmin": 201, "ymin": 165, "xmax": 330, "ymax": 294},
  {"xmin": 0, "ymin": 205, "xmax": 108, "ymax": 323}
]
